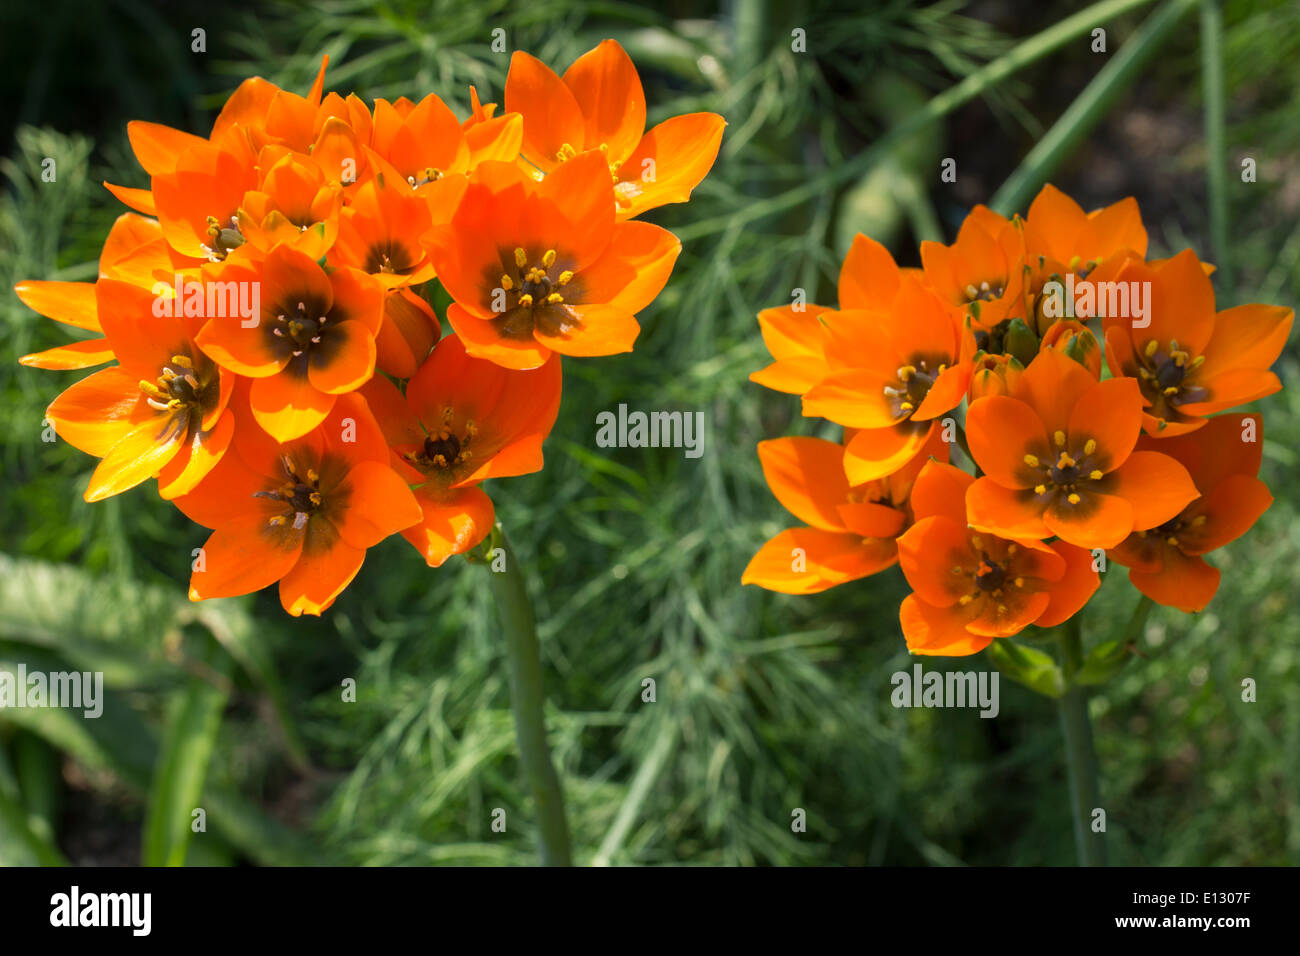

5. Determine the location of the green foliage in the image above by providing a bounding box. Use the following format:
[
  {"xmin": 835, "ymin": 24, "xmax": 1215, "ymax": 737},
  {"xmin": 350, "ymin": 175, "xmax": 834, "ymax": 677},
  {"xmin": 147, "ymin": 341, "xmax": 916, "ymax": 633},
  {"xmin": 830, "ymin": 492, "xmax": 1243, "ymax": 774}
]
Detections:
[{"xmin": 0, "ymin": 0, "xmax": 1296, "ymax": 866}]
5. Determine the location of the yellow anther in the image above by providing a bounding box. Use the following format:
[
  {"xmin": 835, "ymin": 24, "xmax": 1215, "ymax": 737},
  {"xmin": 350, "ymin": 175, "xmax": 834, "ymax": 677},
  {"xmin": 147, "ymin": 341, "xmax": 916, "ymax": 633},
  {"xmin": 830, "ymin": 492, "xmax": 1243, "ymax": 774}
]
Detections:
[
  {"xmin": 1067, "ymin": 493, "xmax": 1081, "ymax": 504},
  {"xmin": 1023, "ymin": 454, "xmax": 1039, "ymax": 467},
  {"xmin": 269, "ymin": 515, "xmax": 286, "ymax": 526},
  {"xmin": 1089, "ymin": 470, "xmax": 1103, "ymax": 480},
  {"xmin": 1054, "ymin": 430, "xmax": 1066, "ymax": 447},
  {"xmin": 1007, "ymin": 543, "xmax": 1017, "ymax": 555},
  {"xmin": 1084, "ymin": 439, "xmax": 1096, "ymax": 455},
  {"xmin": 1166, "ymin": 536, "xmax": 1179, "ymax": 546},
  {"xmin": 555, "ymin": 143, "xmax": 577, "ymax": 162},
  {"xmin": 959, "ymin": 595, "xmax": 973, "ymax": 606},
  {"xmin": 306, "ymin": 469, "xmax": 319, "ymax": 483},
  {"xmin": 514, "ymin": 247, "xmax": 528, "ymax": 268},
  {"xmin": 518, "ymin": 293, "xmax": 533, "ymax": 308},
  {"xmin": 170, "ymin": 354, "xmax": 193, "ymax": 369},
  {"xmin": 899, "ymin": 401, "xmax": 914, "ymax": 412},
  {"xmin": 542, "ymin": 249, "xmax": 556, "ymax": 268},
  {"xmin": 139, "ymin": 380, "xmax": 167, "ymax": 399},
  {"xmin": 1057, "ymin": 452, "xmax": 1076, "ymax": 468},
  {"xmin": 1034, "ymin": 484, "xmax": 1047, "ymax": 495},
  {"xmin": 1192, "ymin": 515, "xmax": 1207, "ymax": 526},
  {"xmin": 546, "ymin": 293, "xmax": 564, "ymax": 304},
  {"xmin": 1190, "ymin": 355, "xmax": 1206, "ymax": 369},
  {"xmin": 1144, "ymin": 339, "xmax": 1159, "ymax": 358},
  {"xmin": 1163, "ymin": 386, "xmax": 1179, "ymax": 396},
  {"xmin": 309, "ymin": 491, "xmax": 322, "ymax": 506},
  {"xmin": 1172, "ymin": 350, "xmax": 1189, "ymax": 367},
  {"xmin": 501, "ymin": 275, "xmax": 513, "ymax": 290},
  {"xmin": 898, "ymin": 364, "xmax": 916, "ymax": 382},
  {"xmin": 556, "ymin": 270, "xmax": 574, "ymax": 286},
  {"xmin": 1013, "ymin": 577, "xmax": 1024, "ymax": 588}
]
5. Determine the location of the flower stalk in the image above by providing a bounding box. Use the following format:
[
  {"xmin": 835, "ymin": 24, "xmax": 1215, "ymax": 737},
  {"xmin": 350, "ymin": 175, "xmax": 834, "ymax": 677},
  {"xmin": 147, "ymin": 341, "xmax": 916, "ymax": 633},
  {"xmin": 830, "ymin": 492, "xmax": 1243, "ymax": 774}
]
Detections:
[
  {"xmin": 481, "ymin": 526, "xmax": 572, "ymax": 866},
  {"xmin": 1057, "ymin": 612, "xmax": 1106, "ymax": 866}
]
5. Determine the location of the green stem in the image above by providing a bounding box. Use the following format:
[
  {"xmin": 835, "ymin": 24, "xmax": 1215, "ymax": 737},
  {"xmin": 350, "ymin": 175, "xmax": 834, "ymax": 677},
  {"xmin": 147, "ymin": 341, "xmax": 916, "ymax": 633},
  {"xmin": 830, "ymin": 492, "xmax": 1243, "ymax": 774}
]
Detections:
[
  {"xmin": 1057, "ymin": 613, "xmax": 1107, "ymax": 866},
  {"xmin": 1200, "ymin": 0, "xmax": 1233, "ymax": 294},
  {"xmin": 991, "ymin": 0, "xmax": 1199, "ymax": 215},
  {"xmin": 484, "ymin": 529, "xmax": 572, "ymax": 866}
]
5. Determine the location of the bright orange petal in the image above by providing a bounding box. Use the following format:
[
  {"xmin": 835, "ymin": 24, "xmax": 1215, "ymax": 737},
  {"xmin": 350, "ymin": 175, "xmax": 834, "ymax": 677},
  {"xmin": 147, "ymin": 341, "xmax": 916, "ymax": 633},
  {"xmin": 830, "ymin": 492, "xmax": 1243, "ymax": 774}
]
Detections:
[
  {"xmin": 189, "ymin": 516, "xmax": 303, "ymax": 602},
  {"xmin": 401, "ymin": 484, "xmax": 495, "ymax": 568},
  {"xmin": 741, "ymin": 528, "xmax": 896, "ymax": 594},
  {"xmin": 1105, "ymin": 450, "xmax": 1199, "ymax": 531}
]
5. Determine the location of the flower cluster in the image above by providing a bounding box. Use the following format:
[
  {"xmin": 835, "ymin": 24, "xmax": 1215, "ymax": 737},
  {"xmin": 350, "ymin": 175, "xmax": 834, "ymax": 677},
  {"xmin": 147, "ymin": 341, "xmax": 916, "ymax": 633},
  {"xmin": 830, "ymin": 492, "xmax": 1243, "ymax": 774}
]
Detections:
[
  {"xmin": 745, "ymin": 185, "xmax": 1291, "ymax": 656},
  {"xmin": 18, "ymin": 42, "xmax": 724, "ymax": 615}
]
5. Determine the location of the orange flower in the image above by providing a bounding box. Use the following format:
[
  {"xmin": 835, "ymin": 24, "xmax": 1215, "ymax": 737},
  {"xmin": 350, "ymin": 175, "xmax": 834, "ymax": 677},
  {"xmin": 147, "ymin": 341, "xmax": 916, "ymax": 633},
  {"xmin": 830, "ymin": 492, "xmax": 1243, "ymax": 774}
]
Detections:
[
  {"xmin": 802, "ymin": 273, "xmax": 971, "ymax": 483},
  {"xmin": 42, "ymin": 278, "xmax": 234, "ymax": 501},
  {"xmin": 235, "ymin": 148, "xmax": 342, "ymax": 259},
  {"xmin": 327, "ymin": 158, "xmax": 446, "ymax": 288},
  {"xmin": 427, "ymin": 152, "xmax": 680, "ymax": 369},
  {"xmin": 361, "ymin": 334, "xmax": 562, "ymax": 566},
  {"xmin": 742, "ymin": 429, "xmax": 946, "ymax": 594},
  {"xmin": 1103, "ymin": 249, "xmax": 1293, "ymax": 435},
  {"xmin": 897, "ymin": 460, "xmax": 1099, "ymax": 655},
  {"xmin": 1108, "ymin": 414, "xmax": 1273, "ymax": 612},
  {"xmin": 505, "ymin": 39, "xmax": 725, "ymax": 219},
  {"xmin": 150, "ymin": 132, "xmax": 260, "ymax": 261},
  {"xmin": 920, "ymin": 205, "xmax": 1025, "ymax": 329},
  {"xmin": 175, "ymin": 391, "xmax": 421, "ymax": 616},
  {"xmin": 195, "ymin": 246, "xmax": 384, "ymax": 442},
  {"xmin": 1023, "ymin": 184, "xmax": 1146, "ymax": 284},
  {"xmin": 369, "ymin": 94, "xmax": 471, "ymax": 187},
  {"xmin": 965, "ymin": 347, "xmax": 1198, "ymax": 549}
]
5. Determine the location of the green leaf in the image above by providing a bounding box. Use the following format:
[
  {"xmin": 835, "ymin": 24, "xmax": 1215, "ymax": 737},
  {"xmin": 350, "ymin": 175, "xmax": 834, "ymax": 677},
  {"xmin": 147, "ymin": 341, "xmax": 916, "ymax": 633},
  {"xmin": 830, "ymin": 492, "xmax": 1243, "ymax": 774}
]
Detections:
[
  {"xmin": 987, "ymin": 639, "xmax": 1066, "ymax": 698},
  {"xmin": 142, "ymin": 635, "xmax": 233, "ymax": 867}
]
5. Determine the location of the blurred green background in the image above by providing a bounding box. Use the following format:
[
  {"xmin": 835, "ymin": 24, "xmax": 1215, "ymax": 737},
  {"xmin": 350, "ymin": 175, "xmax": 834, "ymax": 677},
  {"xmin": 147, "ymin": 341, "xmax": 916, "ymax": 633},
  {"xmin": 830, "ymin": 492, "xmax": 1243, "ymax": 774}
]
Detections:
[{"xmin": 1, "ymin": 0, "xmax": 1296, "ymax": 866}]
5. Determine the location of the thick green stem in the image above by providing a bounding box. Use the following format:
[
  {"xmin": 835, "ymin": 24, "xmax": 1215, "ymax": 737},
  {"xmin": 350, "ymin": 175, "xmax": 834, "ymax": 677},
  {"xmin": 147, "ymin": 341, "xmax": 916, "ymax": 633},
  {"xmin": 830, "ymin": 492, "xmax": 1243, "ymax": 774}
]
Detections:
[
  {"xmin": 1057, "ymin": 613, "xmax": 1107, "ymax": 866},
  {"xmin": 484, "ymin": 529, "xmax": 572, "ymax": 866}
]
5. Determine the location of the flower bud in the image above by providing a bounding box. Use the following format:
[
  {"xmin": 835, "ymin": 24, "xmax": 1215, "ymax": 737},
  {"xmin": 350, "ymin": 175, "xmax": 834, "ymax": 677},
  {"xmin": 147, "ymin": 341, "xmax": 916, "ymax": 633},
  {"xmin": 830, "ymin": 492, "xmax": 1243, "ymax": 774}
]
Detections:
[
  {"xmin": 968, "ymin": 351, "xmax": 1025, "ymax": 400},
  {"xmin": 376, "ymin": 288, "xmax": 440, "ymax": 378},
  {"xmin": 1040, "ymin": 319, "xmax": 1101, "ymax": 378}
]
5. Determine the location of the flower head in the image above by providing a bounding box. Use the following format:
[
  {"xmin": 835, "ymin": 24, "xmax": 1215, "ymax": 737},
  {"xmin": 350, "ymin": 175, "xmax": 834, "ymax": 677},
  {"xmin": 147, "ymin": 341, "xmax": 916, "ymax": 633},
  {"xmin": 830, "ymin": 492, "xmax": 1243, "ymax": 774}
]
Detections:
[
  {"xmin": 505, "ymin": 39, "xmax": 725, "ymax": 219},
  {"xmin": 362, "ymin": 334, "xmax": 562, "ymax": 566},
  {"xmin": 966, "ymin": 347, "xmax": 1198, "ymax": 549},
  {"xmin": 428, "ymin": 152, "xmax": 680, "ymax": 369},
  {"xmin": 175, "ymin": 390, "xmax": 421, "ymax": 616}
]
